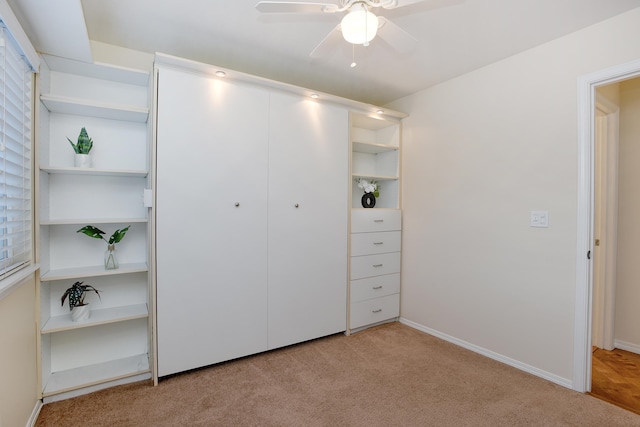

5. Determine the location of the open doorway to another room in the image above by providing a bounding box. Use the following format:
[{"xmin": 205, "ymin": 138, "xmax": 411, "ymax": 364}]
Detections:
[{"xmin": 590, "ymin": 77, "xmax": 640, "ymax": 415}]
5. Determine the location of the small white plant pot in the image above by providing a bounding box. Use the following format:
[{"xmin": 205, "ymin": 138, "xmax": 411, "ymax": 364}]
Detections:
[
  {"xmin": 74, "ymin": 153, "xmax": 92, "ymax": 168},
  {"xmin": 71, "ymin": 305, "xmax": 91, "ymax": 322}
]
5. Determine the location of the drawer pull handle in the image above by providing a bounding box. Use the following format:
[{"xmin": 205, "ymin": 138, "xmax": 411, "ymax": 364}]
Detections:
[
  {"xmin": 372, "ymin": 286, "xmax": 383, "ymax": 290},
  {"xmin": 372, "ymin": 309, "xmax": 382, "ymax": 313},
  {"xmin": 374, "ymin": 219, "xmax": 384, "ymax": 223},
  {"xmin": 373, "ymin": 264, "xmax": 383, "ymax": 267},
  {"xmin": 373, "ymin": 242, "xmax": 384, "ymax": 245}
]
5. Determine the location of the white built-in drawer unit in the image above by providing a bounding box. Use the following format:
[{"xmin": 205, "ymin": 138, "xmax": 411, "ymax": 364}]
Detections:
[
  {"xmin": 351, "ymin": 252, "xmax": 401, "ymax": 279},
  {"xmin": 351, "ymin": 209, "xmax": 402, "ymax": 233},
  {"xmin": 351, "ymin": 231, "xmax": 401, "ymax": 256},
  {"xmin": 349, "ymin": 209, "xmax": 401, "ymax": 331},
  {"xmin": 350, "ymin": 294, "xmax": 400, "ymax": 330},
  {"xmin": 350, "ymin": 273, "xmax": 400, "ymax": 302}
]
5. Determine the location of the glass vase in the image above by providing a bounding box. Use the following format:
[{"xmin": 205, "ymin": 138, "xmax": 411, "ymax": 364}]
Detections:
[{"xmin": 104, "ymin": 244, "xmax": 119, "ymax": 270}]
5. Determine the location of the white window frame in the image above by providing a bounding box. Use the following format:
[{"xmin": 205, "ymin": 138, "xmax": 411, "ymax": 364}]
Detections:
[{"xmin": 0, "ymin": 0, "xmax": 38, "ymax": 300}]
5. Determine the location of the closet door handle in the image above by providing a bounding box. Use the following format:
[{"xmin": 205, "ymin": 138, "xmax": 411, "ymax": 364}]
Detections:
[
  {"xmin": 294, "ymin": 203, "xmax": 299, "ymax": 208},
  {"xmin": 235, "ymin": 202, "xmax": 240, "ymax": 207}
]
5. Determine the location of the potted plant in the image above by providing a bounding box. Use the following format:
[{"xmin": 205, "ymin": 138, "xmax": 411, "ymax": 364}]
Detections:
[
  {"xmin": 68, "ymin": 127, "xmax": 94, "ymax": 168},
  {"xmin": 61, "ymin": 281, "xmax": 101, "ymax": 322},
  {"xmin": 77, "ymin": 225, "xmax": 130, "ymax": 270}
]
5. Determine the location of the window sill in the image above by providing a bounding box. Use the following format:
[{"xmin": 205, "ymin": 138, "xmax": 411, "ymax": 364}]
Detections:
[{"xmin": 0, "ymin": 263, "xmax": 40, "ymax": 302}]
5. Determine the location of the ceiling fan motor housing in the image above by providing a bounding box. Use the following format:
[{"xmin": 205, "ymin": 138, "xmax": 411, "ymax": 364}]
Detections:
[{"xmin": 341, "ymin": 3, "xmax": 379, "ymax": 45}]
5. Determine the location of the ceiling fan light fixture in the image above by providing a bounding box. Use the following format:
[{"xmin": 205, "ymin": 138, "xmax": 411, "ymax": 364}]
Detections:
[{"xmin": 340, "ymin": 6, "xmax": 378, "ymax": 45}]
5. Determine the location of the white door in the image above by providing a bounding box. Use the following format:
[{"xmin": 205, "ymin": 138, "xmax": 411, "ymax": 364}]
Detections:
[
  {"xmin": 156, "ymin": 68, "xmax": 269, "ymax": 376},
  {"xmin": 592, "ymin": 94, "xmax": 619, "ymax": 352},
  {"xmin": 267, "ymin": 92, "xmax": 348, "ymax": 349}
]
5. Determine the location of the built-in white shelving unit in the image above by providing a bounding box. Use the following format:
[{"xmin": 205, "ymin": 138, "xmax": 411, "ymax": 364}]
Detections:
[
  {"xmin": 348, "ymin": 112, "xmax": 402, "ymax": 333},
  {"xmin": 37, "ymin": 54, "xmax": 153, "ymax": 401},
  {"xmin": 350, "ymin": 114, "xmax": 401, "ymax": 209}
]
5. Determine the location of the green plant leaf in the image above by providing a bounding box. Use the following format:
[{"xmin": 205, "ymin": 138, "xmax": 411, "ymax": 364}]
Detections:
[
  {"xmin": 77, "ymin": 225, "xmax": 106, "ymax": 240},
  {"xmin": 108, "ymin": 226, "xmax": 130, "ymax": 244},
  {"xmin": 68, "ymin": 127, "xmax": 93, "ymax": 154},
  {"xmin": 67, "ymin": 137, "xmax": 79, "ymax": 154},
  {"xmin": 61, "ymin": 281, "xmax": 101, "ymax": 310}
]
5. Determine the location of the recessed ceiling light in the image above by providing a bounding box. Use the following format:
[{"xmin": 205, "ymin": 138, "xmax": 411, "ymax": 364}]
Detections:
[
  {"xmin": 215, "ymin": 71, "xmax": 226, "ymax": 77},
  {"xmin": 376, "ymin": 109, "xmax": 384, "ymax": 114},
  {"xmin": 310, "ymin": 93, "xmax": 319, "ymax": 99}
]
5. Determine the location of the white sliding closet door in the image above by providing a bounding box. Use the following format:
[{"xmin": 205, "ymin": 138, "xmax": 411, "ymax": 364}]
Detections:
[
  {"xmin": 156, "ymin": 68, "xmax": 269, "ymax": 376},
  {"xmin": 267, "ymin": 92, "xmax": 349, "ymax": 349}
]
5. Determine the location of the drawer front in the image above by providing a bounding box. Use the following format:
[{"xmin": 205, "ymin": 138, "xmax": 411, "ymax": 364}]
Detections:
[
  {"xmin": 351, "ymin": 231, "xmax": 401, "ymax": 256},
  {"xmin": 352, "ymin": 209, "xmax": 401, "ymax": 233},
  {"xmin": 350, "ymin": 294, "xmax": 400, "ymax": 329},
  {"xmin": 351, "ymin": 273, "xmax": 400, "ymax": 303},
  {"xmin": 350, "ymin": 252, "xmax": 401, "ymax": 280}
]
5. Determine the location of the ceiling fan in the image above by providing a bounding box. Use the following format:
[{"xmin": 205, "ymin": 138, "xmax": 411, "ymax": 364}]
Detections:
[{"xmin": 255, "ymin": 0, "xmax": 429, "ymax": 59}]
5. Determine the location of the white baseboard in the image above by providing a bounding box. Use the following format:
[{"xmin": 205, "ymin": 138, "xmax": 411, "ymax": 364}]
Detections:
[
  {"xmin": 26, "ymin": 400, "xmax": 42, "ymax": 427},
  {"xmin": 614, "ymin": 340, "xmax": 640, "ymax": 355},
  {"xmin": 399, "ymin": 317, "xmax": 573, "ymax": 390}
]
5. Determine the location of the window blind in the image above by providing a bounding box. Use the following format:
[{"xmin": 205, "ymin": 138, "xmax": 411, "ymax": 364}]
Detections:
[{"xmin": 0, "ymin": 23, "xmax": 33, "ymax": 279}]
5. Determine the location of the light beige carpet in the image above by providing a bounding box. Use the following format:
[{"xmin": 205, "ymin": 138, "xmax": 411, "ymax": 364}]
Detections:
[{"xmin": 36, "ymin": 322, "xmax": 640, "ymax": 426}]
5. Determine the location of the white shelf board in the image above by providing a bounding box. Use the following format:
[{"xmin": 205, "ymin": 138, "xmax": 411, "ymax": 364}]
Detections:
[
  {"xmin": 352, "ymin": 173, "xmax": 399, "ymax": 182},
  {"xmin": 351, "ymin": 113, "xmax": 401, "ymax": 129},
  {"xmin": 42, "ymin": 54, "xmax": 150, "ymax": 86},
  {"xmin": 352, "ymin": 141, "xmax": 399, "ymax": 154},
  {"xmin": 43, "ymin": 353, "xmax": 150, "ymax": 397},
  {"xmin": 41, "ymin": 262, "xmax": 149, "ymax": 281},
  {"xmin": 40, "ymin": 166, "xmax": 148, "ymax": 177},
  {"xmin": 40, "ymin": 94, "xmax": 149, "ymax": 123},
  {"xmin": 42, "ymin": 303, "xmax": 149, "ymax": 334},
  {"xmin": 40, "ymin": 218, "xmax": 148, "ymax": 226},
  {"xmin": 352, "ymin": 207, "xmax": 402, "ymax": 211}
]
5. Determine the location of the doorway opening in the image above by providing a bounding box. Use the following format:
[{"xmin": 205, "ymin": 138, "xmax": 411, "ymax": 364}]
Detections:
[
  {"xmin": 574, "ymin": 58, "xmax": 640, "ymax": 395},
  {"xmin": 588, "ymin": 79, "xmax": 640, "ymax": 414}
]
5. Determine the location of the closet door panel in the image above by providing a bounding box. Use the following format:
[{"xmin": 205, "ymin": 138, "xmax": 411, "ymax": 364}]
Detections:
[
  {"xmin": 267, "ymin": 92, "xmax": 348, "ymax": 349},
  {"xmin": 156, "ymin": 68, "xmax": 269, "ymax": 376}
]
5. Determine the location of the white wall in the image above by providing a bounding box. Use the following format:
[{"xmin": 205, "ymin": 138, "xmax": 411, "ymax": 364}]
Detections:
[
  {"xmin": 0, "ymin": 276, "xmax": 38, "ymax": 427},
  {"xmin": 389, "ymin": 7, "xmax": 640, "ymax": 386},
  {"xmin": 90, "ymin": 40, "xmax": 154, "ymax": 72},
  {"xmin": 615, "ymin": 78, "xmax": 640, "ymax": 349}
]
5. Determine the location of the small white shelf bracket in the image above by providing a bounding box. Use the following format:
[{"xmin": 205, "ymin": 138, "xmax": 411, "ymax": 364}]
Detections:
[{"xmin": 143, "ymin": 189, "xmax": 153, "ymax": 208}]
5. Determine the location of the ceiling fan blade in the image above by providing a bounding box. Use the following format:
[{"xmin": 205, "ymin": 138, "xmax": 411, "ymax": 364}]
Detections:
[
  {"xmin": 376, "ymin": 17, "xmax": 418, "ymax": 53},
  {"xmin": 309, "ymin": 24, "xmax": 343, "ymax": 58},
  {"xmin": 256, "ymin": 1, "xmax": 340, "ymax": 14},
  {"xmin": 381, "ymin": 0, "xmax": 453, "ymax": 9}
]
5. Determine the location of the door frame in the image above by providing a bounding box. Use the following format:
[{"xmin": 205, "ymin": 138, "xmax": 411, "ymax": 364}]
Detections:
[{"xmin": 574, "ymin": 58, "xmax": 640, "ymax": 392}]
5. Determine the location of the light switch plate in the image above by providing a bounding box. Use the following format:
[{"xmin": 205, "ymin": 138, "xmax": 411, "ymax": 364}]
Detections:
[{"xmin": 530, "ymin": 210, "xmax": 549, "ymax": 228}]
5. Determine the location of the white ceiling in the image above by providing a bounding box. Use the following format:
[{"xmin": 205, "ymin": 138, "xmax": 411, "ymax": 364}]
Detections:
[{"xmin": 9, "ymin": 0, "xmax": 640, "ymax": 105}]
